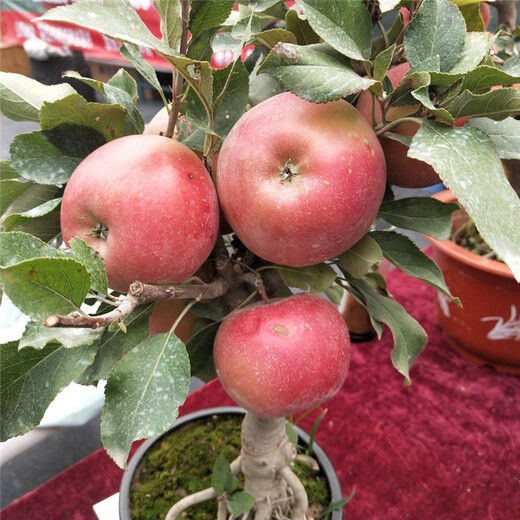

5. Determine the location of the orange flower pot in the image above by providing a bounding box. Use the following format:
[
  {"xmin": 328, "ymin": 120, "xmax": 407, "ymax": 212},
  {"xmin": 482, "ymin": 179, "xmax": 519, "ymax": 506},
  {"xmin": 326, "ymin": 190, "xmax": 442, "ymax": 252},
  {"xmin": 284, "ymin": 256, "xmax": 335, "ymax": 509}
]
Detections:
[{"xmin": 428, "ymin": 190, "xmax": 520, "ymax": 374}]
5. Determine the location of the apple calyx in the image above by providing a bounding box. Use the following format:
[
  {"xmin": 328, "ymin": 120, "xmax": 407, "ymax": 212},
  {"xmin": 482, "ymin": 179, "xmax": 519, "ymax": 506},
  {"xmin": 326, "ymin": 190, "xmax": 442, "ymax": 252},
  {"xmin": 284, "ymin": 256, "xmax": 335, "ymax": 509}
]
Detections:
[
  {"xmin": 88, "ymin": 222, "xmax": 109, "ymax": 240},
  {"xmin": 280, "ymin": 160, "xmax": 299, "ymax": 182}
]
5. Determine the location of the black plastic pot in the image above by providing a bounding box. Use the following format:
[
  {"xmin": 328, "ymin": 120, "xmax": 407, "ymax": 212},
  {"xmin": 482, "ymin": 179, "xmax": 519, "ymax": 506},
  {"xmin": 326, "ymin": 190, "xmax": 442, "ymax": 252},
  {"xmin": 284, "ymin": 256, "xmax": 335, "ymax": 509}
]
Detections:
[{"xmin": 119, "ymin": 406, "xmax": 344, "ymax": 520}]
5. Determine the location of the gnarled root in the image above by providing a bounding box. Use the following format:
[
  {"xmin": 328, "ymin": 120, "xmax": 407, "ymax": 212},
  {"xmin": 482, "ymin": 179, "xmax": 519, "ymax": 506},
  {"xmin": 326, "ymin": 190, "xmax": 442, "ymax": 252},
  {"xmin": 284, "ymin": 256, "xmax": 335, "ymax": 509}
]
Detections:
[
  {"xmin": 240, "ymin": 413, "xmax": 308, "ymax": 520},
  {"xmin": 163, "ymin": 413, "xmax": 311, "ymax": 519}
]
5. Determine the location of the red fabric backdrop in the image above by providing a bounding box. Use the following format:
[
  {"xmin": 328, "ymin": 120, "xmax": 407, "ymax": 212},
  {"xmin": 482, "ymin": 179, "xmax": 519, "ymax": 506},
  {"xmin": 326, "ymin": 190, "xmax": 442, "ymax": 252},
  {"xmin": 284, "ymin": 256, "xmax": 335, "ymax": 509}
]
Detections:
[{"xmin": 2, "ymin": 267, "xmax": 520, "ymax": 519}]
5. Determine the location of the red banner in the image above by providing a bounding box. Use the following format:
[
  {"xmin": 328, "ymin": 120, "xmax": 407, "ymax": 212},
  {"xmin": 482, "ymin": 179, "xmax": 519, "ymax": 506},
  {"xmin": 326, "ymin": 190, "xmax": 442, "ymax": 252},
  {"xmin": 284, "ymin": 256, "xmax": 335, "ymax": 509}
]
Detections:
[{"xmin": 0, "ymin": 0, "xmax": 252, "ymax": 70}]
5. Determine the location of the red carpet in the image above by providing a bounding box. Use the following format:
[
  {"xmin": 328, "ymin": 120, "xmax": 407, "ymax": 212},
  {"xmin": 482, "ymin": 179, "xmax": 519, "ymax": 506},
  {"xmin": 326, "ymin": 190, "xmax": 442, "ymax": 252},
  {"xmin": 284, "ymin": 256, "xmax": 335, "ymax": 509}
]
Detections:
[{"xmin": 2, "ymin": 268, "xmax": 519, "ymax": 519}]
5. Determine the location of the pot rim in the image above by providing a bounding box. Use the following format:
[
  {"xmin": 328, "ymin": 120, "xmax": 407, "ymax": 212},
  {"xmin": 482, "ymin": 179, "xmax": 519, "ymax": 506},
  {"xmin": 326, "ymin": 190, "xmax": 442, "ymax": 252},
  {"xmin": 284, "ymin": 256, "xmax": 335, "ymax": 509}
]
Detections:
[
  {"xmin": 427, "ymin": 190, "xmax": 515, "ymax": 280},
  {"xmin": 119, "ymin": 406, "xmax": 344, "ymax": 520}
]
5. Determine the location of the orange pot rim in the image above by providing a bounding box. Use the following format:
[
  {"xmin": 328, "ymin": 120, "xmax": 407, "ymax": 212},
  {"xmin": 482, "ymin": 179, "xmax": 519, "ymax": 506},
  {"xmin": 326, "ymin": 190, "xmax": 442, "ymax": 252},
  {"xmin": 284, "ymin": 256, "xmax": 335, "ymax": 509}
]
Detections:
[{"xmin": 427, "ymin": 190, "xmax": 515, "ymax": 280}]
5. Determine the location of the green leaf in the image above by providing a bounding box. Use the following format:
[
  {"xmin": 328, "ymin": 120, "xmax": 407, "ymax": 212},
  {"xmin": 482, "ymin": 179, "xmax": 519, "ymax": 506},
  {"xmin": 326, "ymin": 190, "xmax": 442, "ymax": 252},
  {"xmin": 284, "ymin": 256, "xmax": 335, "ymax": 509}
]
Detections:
[
  {"xmin": 68, "ymin": 238, "xmax": 108, "ymax": 295},
  {"xmin": 408, "ymin": 121, "xmax": 520, "ymax": 280},
  {"xmin": 466, "ymin": 117, "xmax": 520, "ymax": 160},
  {"xmin": 0, "ymin": 72, "xmax": 76, "ymax": 122},
  {"xmin": 253, "ymin": 28, "xmax": 297, "ymax": 49},
  {"xmin": 0, "ymin": 257, "xmax": 91, "ymax": 320},
  {"xmin": 306, "ymin": 408, "xmax": 327, "ymax": 455},
  {"xmin": 444, "ymin": 87, "xmax": 520, "ymax": 121},
  {"xmin": 212, "ymin": 60, "xmax": 250, "ymax": 139},
  {"xmin": 39, "ymin": 94, "xmax": 127, "ymax": 142},
  {"xmin": 285, "ymin": 9, "xmax": 320, "ymax": 46},
  {"xmin": 190, "ymin": 299, "xmax": 228, "ymax": 321},
  {"xmin": 187, "ymin": 28, "xmax": 218, "ymax": 62},
  {"xmin": 458, "ymin": 3, "xmax": 484, "ymax": 32},
  {"xmin": 154, "ymin": 0, "xmax": 182, "ymax": 50},
  {"xmin": 101, "ymin": 331, "xmax": 191, "ymax": 468},
  {"xmin": 163, "ymin": 55, "xmax": 214, "ymax": 125},
  {"xmin": 259, "ymin": 43, "xmax": 377, "ymax": 103},
  {"xmin": 374, "ymin": 44, "xmax": 396, "ymax": 83},
  {"xmin": 230, "ymin": 13, "xmax": 262, "ymax": 41},
  {"xmin": 185, "ymin": 320, "xmax": 218, "ymax": 382},
  {"xmin": 1, "ymin": 179, "xmax": 32, "ymax": 215},
  {"xmin": 0, "ymin": 160, "xmax": 19, "ymax": 180},
  {"xmin": 448, "ymin": 31, "xmax": 495, "ymax": 74},
  {"xmin": 107, "ymin": 67, "xmax": 138, "ymax": 99},
  {"xmin": 369, "ymin": 230, "xmax": 456, "ymax": 300},
  {"xmin": 0, "ymin": 231, "xmax": 60, "ymax": 267},
  {"xmin": 0, "ymin": 184, "xmax": 62, "ymax": 242},
  {"xmin": 295, "ymin": 0, "xmax": 372, "ymax": 61},
  {"xmin": 9, "ymin": 130, "xmax": 86, "ymax": 186},
  {"xmin": 2, "ymin": 198, "xmax": 61, "ymax": 232},
  {"xmin": 36, "ymin": 0, "xmax": 212, "ymax": 122},
  {"xmin": 411, "ymin": 86, "xmax": 454, "ymax": 123},
  {"xmin": 377, "ymin": 197, "xmax": 459, "ymax": 241},
  {"xmin": 278, "ymin": 263, "xmax": 337, "ymax": 293},
  {"xmin": 337, "ymin": 235, "xmax": 383, "ymax": 279},
  {"xmin": 64, "ymin": 69, "xmax": 145, "ymax": 135},
  {"xmin": 120, "ymin": 43, "xmax": 169, "ymax": 107},
  {"xmin": 502, "ymin": 55, "xmax": 520, "ymax": 76},
  {"xmin": 19, "ymin": 321, "xmax": 103, "ymax": 350},
  {"xmin": 462, "ymin": 65, "xmax": 520, "ymax": 91},
  {"xmin": 180, "ymin": 61, "xmax": 249, "ymax": 152},
  {"xmin": 0, "ymin": 341, "xmax": 97, "ymax": 441},
  {"xmin": 189, "ymin": 0, "xmax": 235, "ymax": 39},
  {"xmin": 404, "ymin": 0, "xmax": 466, "ymax": 72},
  {"xmin": 213, "ymin": 454, "xmax": 238, "ymax": 494},
  {"xmin": 37, "ymin": 0, "xmax": 173, "ymax": 56},
  {"xmin": 286, "ymin": 421, "xmax": 299, "ymax": 445},
  {"xmin": 226, "ymin": 492, "xmax": 255, "ymax": 516},
  {"xmin": 318, "ymin": 488, "xmax": 356, "ymax": 519},
  {"xmin": 76, "ymin": 304, "xmax": 154, "ymax": 385},
  {"xmin": 344, "ymin": 275, "xmax": 427, "ymax": 384},
  {"xmin": 325, "ymin": 284, "xmax": 344, "ymax": 305}
]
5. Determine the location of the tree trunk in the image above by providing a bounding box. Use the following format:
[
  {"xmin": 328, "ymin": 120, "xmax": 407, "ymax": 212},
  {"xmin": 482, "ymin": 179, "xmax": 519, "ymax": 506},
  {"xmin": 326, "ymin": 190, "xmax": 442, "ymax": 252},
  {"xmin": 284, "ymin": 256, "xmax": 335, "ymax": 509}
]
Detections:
[{"xmin": 240, "ymin": 413, "xmax": 308, "ymax": 520}]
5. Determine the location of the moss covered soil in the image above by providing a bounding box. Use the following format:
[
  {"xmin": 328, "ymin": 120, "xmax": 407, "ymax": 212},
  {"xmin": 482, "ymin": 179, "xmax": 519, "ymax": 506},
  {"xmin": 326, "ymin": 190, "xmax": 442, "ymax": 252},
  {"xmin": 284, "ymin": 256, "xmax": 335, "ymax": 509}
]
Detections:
[{"xmin": 129, "ymin": 413, "xmax": 330, "ymax": 520}]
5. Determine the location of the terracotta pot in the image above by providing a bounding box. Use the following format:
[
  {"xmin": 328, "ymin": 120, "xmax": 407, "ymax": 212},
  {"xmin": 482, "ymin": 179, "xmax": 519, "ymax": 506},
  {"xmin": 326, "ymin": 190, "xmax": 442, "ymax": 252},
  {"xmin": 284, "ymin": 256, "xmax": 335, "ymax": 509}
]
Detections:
[
  {"xmin": 428, "ymin": 190, "xmax": 520, "ymax": 374},
  {"xmin": 119, "ymin": 407, "xmax": 344, "ymax": 520}
]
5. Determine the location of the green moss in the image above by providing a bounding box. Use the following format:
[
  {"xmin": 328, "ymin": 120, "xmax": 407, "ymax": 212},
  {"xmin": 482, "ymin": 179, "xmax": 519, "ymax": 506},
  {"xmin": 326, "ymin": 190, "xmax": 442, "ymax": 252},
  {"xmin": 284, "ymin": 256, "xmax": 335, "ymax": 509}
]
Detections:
[{"xmin": 129, "ymin": 414, "xmax": 331, "ymax": 520}]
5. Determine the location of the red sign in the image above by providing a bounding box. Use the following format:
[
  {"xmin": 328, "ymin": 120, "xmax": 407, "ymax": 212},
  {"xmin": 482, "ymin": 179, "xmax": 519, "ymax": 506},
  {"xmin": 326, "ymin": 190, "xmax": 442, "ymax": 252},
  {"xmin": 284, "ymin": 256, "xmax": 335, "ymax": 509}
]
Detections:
[{"xmin": 1, "ymin": 0, "xmax": 252, "ymax": 70}]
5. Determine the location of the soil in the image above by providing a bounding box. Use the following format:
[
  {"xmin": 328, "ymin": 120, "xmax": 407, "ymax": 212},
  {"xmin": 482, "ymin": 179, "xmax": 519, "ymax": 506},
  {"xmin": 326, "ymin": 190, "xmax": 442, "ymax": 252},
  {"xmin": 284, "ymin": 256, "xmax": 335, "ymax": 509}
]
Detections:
[
  {"xmin": 129, "ymin": 413, "xmax": 331, "ymax": 520},
  {"xmin": 451, "ymin": 213, "xmax": 501, "ymax": 262}
]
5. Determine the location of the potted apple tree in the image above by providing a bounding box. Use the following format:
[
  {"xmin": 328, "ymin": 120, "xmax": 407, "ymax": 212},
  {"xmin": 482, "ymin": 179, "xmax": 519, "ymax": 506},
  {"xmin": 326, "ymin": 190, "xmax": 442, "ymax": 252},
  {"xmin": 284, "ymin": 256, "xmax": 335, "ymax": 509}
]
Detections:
[{"xmin": 1, "ymin": 0, "xmax": 520, "ymax": 518}]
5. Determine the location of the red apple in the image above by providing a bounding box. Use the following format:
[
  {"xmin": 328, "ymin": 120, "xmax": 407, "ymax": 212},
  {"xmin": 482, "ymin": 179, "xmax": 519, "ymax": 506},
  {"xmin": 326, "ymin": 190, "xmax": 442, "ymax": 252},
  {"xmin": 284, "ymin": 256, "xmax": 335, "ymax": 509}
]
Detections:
[
  {"xmin": 61, "ymin": 134, "xmax": 219, "ymax": 292},
  {"xmin": 356, "ymin": 63, "xmax": 442, "ymax": 189},
  {"xmin": 144, "ymin": 105, "xmax": 171, "ymax": 136},
  {"xmin": 402, "ymin": 4, "xmax": 489, "ymax": 30},
  {"xmin": 149, "ymin": 299, "xmax": 198, "ymax": 343},
  {"xmin": 216, "ymin": 92, "xmax": 386, "ymax": 267},
  {"xmin": 480, "ymin": 2, "xmax": 491, "ymax": 30},
  {"xmin": 214, "ymin": 293, "xmax": 351, "ymax": 418}
]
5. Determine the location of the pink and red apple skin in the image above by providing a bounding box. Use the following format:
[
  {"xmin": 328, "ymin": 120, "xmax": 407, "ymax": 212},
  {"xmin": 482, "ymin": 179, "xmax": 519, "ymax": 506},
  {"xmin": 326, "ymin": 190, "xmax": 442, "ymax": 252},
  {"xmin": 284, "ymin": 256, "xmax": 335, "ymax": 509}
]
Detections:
[
  {"xmin": 214, "ymin": 293, "xmax": 351, "ymax": 419},
  {"xmin": 356, "ymin": 62, "xmax": 443, "ymax": 189},
  {"xmin": 60, "ymin": 134, "xmax": 219, "ymax": 292},
  {"xmin": 216, "ymin": 92, "xmax": 386, "ymax": 268},
  {"xmin": 149, "ymin": 299, "xmax": 199, "ymax": 343}
]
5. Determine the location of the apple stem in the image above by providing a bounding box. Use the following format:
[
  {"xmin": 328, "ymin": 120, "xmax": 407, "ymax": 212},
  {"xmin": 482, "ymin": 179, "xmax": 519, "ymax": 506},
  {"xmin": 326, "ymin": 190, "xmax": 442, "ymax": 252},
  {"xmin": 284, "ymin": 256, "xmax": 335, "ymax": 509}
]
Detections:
[{"xmin": 375, "ymin": 116, "xmax": 424, "ymax": 136}]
